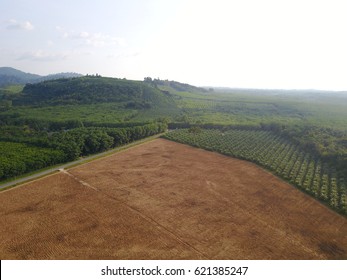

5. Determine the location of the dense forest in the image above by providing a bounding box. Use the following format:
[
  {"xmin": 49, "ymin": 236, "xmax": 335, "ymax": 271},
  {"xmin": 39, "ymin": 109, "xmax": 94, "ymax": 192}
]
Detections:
[{"xmin": 0, "ymin": 122, "xmax": 167, "ymax": 180}]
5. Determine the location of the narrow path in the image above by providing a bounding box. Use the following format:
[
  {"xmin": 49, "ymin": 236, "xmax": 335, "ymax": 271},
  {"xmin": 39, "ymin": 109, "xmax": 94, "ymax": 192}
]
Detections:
[
  {"xmin": 59, "ymin": 169, "xmax": 98, "ymax": 191},
  {"xmin": 60, "ymin": 169, "xmax": 208, "ymax": 259}
]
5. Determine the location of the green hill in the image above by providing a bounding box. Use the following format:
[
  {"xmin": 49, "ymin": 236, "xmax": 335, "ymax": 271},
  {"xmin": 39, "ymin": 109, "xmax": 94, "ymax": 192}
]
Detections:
[
  {"xmin": 0, "ymin": 76, "xmax": 179, "ymax": 126},
  {"xmin": 16, "ymin": 76, "xmax": 176, "ymax": 108}
]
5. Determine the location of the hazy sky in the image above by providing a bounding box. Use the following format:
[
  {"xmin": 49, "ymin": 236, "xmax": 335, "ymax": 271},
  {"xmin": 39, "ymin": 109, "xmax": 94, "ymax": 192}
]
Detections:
[{"xmin": 1, "ymin": 0, "xmax": 347, "ymax": 90}]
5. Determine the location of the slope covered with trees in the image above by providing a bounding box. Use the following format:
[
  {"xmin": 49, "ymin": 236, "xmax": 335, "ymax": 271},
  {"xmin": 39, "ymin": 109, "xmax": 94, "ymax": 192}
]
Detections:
[
  {"xmin": 17, "ymin": 76, "xmax": 176, "ymax": 106},
  {"xmin": 0, "ymin": 75, "xmax": 176, "ymax": 181},
  {"xmin": 0, "ymin": 76, "xmax": 180, "ymax": 126}
]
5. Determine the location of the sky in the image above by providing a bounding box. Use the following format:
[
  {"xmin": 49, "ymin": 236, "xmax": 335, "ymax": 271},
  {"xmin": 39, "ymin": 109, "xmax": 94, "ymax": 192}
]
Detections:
[{"xmin": 1, "ymin": 0, "xmax": 347, "ymax": 90}]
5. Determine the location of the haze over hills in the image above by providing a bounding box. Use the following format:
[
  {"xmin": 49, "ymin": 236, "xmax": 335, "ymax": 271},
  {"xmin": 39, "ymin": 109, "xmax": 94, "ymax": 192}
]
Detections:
[
  {"xmin": 0, "ymin": 67, "xmax": 82, "ymax": 87},
  {"xmin": 209, "ymin": 87, "xmax": 347, "ymax": 95},
  {"xmin": 2, "ymin": 67, "xmax": 347, "ymax": 97}
]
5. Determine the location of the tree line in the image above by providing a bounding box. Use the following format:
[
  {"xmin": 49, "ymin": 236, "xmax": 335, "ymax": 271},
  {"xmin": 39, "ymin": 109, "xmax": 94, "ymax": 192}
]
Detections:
[
  {"xmin": 0, "ymin": 122, "xmax": 167, "ymax": 181},
  {"xmin": 47, "ymin": 122, "xmax": 167, "ymax": 161}
]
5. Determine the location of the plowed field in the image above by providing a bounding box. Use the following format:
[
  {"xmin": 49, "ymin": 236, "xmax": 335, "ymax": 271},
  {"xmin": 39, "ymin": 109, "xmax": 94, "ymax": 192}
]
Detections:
[{"xmin": 0, "ymin": 139, "xmax": 346, "ymax": 259}]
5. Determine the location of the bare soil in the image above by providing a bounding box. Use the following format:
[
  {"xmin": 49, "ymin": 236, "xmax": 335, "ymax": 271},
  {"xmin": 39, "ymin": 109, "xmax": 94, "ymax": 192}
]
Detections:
[{"xmin": 0, "ymin": 139, "xmax": 346, "ymax": 259}]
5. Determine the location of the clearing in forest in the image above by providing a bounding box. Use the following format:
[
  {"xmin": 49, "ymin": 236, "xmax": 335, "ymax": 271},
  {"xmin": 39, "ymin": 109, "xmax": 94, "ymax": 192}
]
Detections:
[{"xmin": 0, "ymin": 139, "xmax": 346, "ymax": 259}]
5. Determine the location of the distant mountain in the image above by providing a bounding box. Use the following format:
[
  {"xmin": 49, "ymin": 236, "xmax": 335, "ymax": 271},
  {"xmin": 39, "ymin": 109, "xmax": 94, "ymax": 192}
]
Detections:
[
  {"xmin": 35, "ymin": 72, "xmax": 83, "ymax": 82},
  {"xmin": 0, "ymin": 67, "xmax": 82, "ymax": 87},
  {"xmin": 0, "ymin": 67, "xmax": 41, "ymax": 86}
]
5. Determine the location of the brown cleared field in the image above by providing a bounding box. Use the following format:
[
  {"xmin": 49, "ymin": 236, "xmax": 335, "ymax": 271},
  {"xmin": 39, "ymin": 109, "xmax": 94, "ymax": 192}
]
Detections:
[{"xmin": 0, "ymin": 138, "xmax": 346, "ymax": 259}]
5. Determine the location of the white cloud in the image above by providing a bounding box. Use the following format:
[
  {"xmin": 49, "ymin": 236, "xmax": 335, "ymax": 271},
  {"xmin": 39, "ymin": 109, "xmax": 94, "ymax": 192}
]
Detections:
[
  {"xmin": 16, "ymin": 49, "xmax": 93, "ymax": 62},
  {"xmin": 79, "ymin": 31, "xmax": 89, "ymax": 39},
  {"xmin": 55, "ymin": 26, "xmax": 64, "ymax": 32},
  {"xmin": 86, "ymin": 33, "xmax": 126, "ymax": 47},
  {"xmin": 6, "ymin": 19, "xmax": 34, "ymax": 31},
  {"xmin": 17, "ymin": 50, "xmax": 69, "ymax": 61},
  {"xmin": 108, "ymin": 51, "xmax": 141, "ymax": 59},
  {"xmin": 58, "ymin": 28, "xmax": 126, "ymax": 47}
]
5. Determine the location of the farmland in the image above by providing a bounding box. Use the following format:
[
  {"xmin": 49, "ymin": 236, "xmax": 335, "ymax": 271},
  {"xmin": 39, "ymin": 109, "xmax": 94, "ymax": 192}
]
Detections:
[
  {"xmin": 0, "ymin": 139, "xmax": 346, "ymax": 259},
  {"xmin": 1, "ymin": 74, "xmax": 347, "ymax": 260},
  {"xmin": 164, "ymin": 129, "xmax": 347, "ymax": 215}
]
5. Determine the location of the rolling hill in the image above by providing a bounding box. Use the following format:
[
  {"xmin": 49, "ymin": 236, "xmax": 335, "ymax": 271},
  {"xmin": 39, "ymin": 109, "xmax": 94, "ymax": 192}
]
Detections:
[
  {"xmin": 0, "ymin": 67, "xmax": 82, "ymax": 87},
  {"xmin": 15, "ymin": 76, "xmax": 177, "ymax": 109}
]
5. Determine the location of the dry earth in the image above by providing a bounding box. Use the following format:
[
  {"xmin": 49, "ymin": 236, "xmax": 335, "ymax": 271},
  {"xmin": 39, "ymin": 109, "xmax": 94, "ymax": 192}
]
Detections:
[{"xmin": 0, "ymin": 139, "xmax": 346, "ymax": 259}]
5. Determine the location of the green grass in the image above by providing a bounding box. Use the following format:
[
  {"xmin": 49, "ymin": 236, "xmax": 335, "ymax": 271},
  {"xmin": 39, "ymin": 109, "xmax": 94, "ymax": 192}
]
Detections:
[
  {"xmin": 0, "ymin": 102, "xmax": 181, "ymax": 124},
  {"xmin": 1, "ymin": 85, "xmax": 24, "ymax": 94},
  {"xmin": 168, "ymin": 86, "xmax": 347, "ymax": 129},
  {"xmin": 1, "ymin": 103, "xmax": 138, "ymax": 123}
]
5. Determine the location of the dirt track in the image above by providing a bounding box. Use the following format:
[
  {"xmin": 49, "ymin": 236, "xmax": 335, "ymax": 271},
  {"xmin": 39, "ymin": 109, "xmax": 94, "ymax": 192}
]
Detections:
[{"xmin": 0, "ymin": 139, "xmax": 346, "ymax": 259}]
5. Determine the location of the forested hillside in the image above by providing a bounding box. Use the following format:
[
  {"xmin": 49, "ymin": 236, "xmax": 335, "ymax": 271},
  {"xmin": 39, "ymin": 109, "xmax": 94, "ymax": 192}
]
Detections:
[
  {"xmin": 0, "ymin": 76, "xmax": 179, "ymax": 127},
  {"xmin": 0, "ymin": 75, "xmax": 173, "ymax": 181},
  {"xmin": 18, "ymin": 76, "xmax": 175, "ymax": 106}
]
